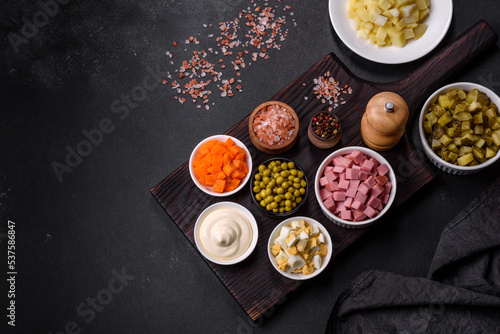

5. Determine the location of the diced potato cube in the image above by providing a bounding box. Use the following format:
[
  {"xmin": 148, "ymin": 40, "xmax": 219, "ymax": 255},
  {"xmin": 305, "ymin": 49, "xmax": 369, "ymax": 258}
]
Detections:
[
  {"xmin": 414, "ymin": 23, "xmax": 427, "ymax": 39},
  {"xmin": 415, "ymin": 0, "xmax": 428, "ymax": 10},
  {"xmin": 387, "ymin": 27, "xmax": 407, "ymax": 47},
  {"xmin": 359, "ymin": 28, "xmax": 371, "ymax": 39},
  {"xmin": 374, "ymin": 14, "xmax": 388, "ymax": 26},
  {"xmin": 438, "ymin": 94, "xmax": 453, "ymax": 109},
  {"xmin": 403, "ymin": 28, "xmax": 414, "ymax": 39},
  {"xmin": 368, "ymin": 4, "xmax": 382, "ymax": 21},
  {"xmin": 419, "ymin": 8, "xmax": 429, "ymax": 21},
  {"xmin": 378, "ymin": 0, "xmax": 392, "ymax": 10},
  {"xmin": 356, "ymin": 7, "xmax": 370, "ymax": 22},
  {"xmin": 395, "ymin": 18, "xmax": 407, "ymax": 31},
  {"xmin": 399, "ymin": 3, "xmax": 416, "ymax": 17}
]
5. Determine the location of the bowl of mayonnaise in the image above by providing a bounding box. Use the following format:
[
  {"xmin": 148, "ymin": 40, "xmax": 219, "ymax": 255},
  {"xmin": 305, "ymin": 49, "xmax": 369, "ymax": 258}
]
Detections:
[{"xmin": 194, "ymin": 202, "xmax": 259, "ymax": 265}]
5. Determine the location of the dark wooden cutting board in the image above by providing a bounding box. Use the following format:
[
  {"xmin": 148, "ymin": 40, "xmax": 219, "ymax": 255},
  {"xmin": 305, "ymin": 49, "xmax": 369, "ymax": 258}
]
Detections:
[{"xmin": 151, "ymin": 21, "xmax": 497, "ymax": 321}]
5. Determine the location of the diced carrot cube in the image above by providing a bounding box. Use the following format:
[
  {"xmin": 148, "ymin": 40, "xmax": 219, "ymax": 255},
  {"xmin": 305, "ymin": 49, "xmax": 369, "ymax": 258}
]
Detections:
[
  {"xmin": 216, "ymin": 171, "xmax": 226, "ymax": 180},
  {"xmin": 207, "ymin": 166, "xmax": 221, "ymax": 174},
  {"xmin": 233, "ymin": 160, "xmax": 249, "ymax": 173},
  {"xmin": 212, "ymin": 154, "xmax": 223, "ymax": 168},
  {"xmin": 222, "ymin": 152, "xmax": 232, "ymax": 166},
  {"xmin": 234, "ymin": 153, "xmax": 246, "ymax": 161},
  {"xmin": 223, "ymin": 164, "xmax": 234, "ymax": 177},
  {"xmin": 213, "ymin": 179, "xmax": 226, "ymax": 193},
  {"xmin": 231, "ymin": 169, "xmax": 246, "ymax": 179},
  {"xmin": 228, "ymin": 145, "xmax": 240, "ymax": 156},
  {"xmin": 228, "ymin": 178, "xmax": 241, "ymax": 188},
  {"xmin": 225, "ymin": 137, "xmax": 235, "ymax": 147},
  {"xmin": 205, "ymin": 174, "xmax": 217, "ymax": 186},
  {"xmin": 211, "ymin": 143, "xmax": 228, "ymax": 155}
]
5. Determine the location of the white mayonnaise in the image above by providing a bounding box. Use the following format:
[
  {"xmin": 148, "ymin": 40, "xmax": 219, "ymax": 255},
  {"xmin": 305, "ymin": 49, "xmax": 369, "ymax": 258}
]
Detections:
[{"xmin": 198, "ymin": 208, "xmax": 253, "ymax": 260}]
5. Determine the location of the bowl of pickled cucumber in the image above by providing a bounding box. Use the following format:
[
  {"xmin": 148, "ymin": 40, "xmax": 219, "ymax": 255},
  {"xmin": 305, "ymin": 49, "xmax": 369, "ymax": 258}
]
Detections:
[
  {"xmin": 250, "ymin": 158, "xmax": 308, "ymax": 217},
  {"xmin": 419, "ymin": 82, "xmax": 500, "ymax": 175}
]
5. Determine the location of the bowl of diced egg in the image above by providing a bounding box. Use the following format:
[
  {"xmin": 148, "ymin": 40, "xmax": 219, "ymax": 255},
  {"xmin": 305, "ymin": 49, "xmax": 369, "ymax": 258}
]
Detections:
[{"xmin": 268, "ymin": 217, "xmax": 332, "ymax": 280}]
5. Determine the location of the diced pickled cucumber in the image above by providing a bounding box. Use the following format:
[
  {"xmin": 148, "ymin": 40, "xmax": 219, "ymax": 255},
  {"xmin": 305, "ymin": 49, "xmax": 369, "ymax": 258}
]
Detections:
[{"xmin": 457, "ymin": 153, "xmax": 474, "ymax": 166}]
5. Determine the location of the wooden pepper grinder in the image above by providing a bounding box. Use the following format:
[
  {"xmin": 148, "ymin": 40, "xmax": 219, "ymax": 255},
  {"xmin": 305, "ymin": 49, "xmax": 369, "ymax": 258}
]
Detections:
[{"xmin": 360, "ymin": 92, "xmax": 409, "ymax": 151}]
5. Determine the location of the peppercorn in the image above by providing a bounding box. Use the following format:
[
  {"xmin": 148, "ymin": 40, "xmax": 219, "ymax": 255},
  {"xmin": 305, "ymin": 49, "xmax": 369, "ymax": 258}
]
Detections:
[{"xmin": 311, "ymin": 112, "xmax": 340, "ymax": 139}]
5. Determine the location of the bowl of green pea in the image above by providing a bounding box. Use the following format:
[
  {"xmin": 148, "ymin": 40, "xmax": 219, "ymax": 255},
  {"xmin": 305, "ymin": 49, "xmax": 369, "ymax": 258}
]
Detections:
[{"xmin": 250, "ymin": 158, "xmax": 308, "ymax": 217}]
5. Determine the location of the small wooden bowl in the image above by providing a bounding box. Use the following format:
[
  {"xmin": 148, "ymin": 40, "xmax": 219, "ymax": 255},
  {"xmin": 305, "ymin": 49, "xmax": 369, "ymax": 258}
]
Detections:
[
  {"xmin": 248, "ymin": 101, "xmax": 299, "ymax": 154},
  {"xmin": 308, "ymin": 112, "xmax": 342, "ymax": 149}
]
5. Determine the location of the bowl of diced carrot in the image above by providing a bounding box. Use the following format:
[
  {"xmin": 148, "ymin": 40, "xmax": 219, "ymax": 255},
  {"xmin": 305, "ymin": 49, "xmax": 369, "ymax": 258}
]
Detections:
[{"xmin": 189, "ymin": 135, "xmax": 253, "ymax": 197}]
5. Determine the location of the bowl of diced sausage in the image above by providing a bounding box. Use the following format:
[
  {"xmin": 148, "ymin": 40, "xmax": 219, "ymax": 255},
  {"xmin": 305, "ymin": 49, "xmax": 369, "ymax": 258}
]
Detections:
[{"xmin": 314, "ymin": 146, "xmax": 397, "ymax": 229}]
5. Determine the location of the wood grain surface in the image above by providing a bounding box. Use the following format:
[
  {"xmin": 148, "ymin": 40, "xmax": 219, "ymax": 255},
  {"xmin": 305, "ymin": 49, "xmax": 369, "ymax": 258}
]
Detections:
[{"xmin": 151, "ymin": 21, "xmax": 498, "ymax": 321}]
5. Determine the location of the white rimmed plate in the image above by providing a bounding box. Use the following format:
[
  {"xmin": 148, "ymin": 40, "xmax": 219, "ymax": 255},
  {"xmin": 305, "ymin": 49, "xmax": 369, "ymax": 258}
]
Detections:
[{"xmin": 329, "ymin": 0, "xmax": 453, "ymax": 64}]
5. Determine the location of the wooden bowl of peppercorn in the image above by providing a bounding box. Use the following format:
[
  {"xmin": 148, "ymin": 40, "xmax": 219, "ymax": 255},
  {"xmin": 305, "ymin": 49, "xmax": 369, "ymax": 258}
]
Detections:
[{"xmin": 308, "ymin": 112, "xmax": 342, "ymax": 149}]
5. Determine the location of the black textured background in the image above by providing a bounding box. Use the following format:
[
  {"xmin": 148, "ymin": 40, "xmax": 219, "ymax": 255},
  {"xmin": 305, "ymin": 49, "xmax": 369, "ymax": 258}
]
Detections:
[{"xmin": 1, "ymin": 0, "xmax": 499, "ymax": 333}]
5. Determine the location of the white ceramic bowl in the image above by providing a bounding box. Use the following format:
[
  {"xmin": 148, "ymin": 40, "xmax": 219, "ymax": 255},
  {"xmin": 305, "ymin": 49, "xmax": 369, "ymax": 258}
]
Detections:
[
  {"xmin": 267, "ymin": 216, "xmax": 332, "ymax": 280},
  {"xmin": 194, "ymin": 202, "xmax": 258, "ymax": 265},
  {"xmin": 189, "ymin": 135, "xmax": 253, "ymax": 197},
  {"xmin": 314, "ymin": 146, "xmax": 397, "ymax": 229},
  {"xmin": 419, "ymin": 82, "xmax": 500, "ymax": 175},
  {"xmin": 329, "ymin": 0, "xmax": 453, "ymax": 64}
]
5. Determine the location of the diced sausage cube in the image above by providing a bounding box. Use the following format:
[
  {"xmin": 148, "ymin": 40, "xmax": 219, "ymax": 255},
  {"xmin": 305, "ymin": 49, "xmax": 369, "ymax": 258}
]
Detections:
[
  {"xmin": 320, "ymin": 176, "xmax": 329, "ymax": 187},
  {"xmin": 345, "ymin": 188, "xmax": 357, "ymax": 198},
  {"xmin": 345, "ymin": 168, "xmax": 353, "ymax": 180},
  {"xmin": 353, "ymin": 210, "xmax": 367, "ymax": 221},
  {"xmin": 340, "ymin": 209, "xmax": 353, "ymax": 221},
  {"xmin": 371, "ymin": 183, "xmax": 385, "ymax": 198},
  {"xmin": 348, "ymin": 150, "xmax": 365, "ymax": 164},
  {"xmin": 354, "ymin": 191, "xmax": 368, "ymax": 204},
  {"xmin": 363, "ymin": 206, "xmax": 379, "ymax": 218},
  {"xmin": 377, "ymin": 163, "xmax": 390, "ymax": 176},
  {"xmin": 338, "ymin": 179, "xmax": 350, "ymax": 190},
  {"xmin": 375, "ymin": 175, "xmax": 388, "ymax": 185},
  {"xmin": 325, "ymin": 170, "xmax": 337, "ymax": 182},
  {"xmin": 320, "ymin": 188, "xmax": 332, "ymax": 201},
  {"xmin": 323, "ymin": 196, "xmax": 336, "ymax": 212},
  {"xmin": 366, "ymin": 195, "xmax": 382, "ymax": 209},
  {"xmin": 382, "ymin": 193, "xmax": 390, "ymax": 204},
  {"xmin": 357, "ymin": 182, "xmax": 370, "ymax": 195},
  {"xmin": 365, "ymin": 176, "xmax": 377, "ymax": 188},
  {"xmin": 361, "ymin": 159, "xmax": 375, "ymax": 172},
  {"xmin": 351, "ymin": 200, "xmax": 365, "ymax": 211},
  {"xmin": 344, "ymin": 197, "xmax": 354, "ymax": 209},
  {"xmin": 333, "ymin": 166, "xmax": 345, "ymax": 173},
  {"xmin": 333, "ymin": 191, "xmax": 346, "ymax": 201},
  {"xmin": 359, "ymin": 171, "xmax": 369, "ymax": 180},
  {"xmin": 349, "ymin": 180, "xmax": 360, "ymax": 189},
  {"xmin": 325, "ymin": 181, "xmax": 338, "ymax": 192}
]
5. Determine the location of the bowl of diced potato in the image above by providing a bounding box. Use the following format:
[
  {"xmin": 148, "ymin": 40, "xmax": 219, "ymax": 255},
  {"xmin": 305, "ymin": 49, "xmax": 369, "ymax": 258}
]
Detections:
[{"xmin": 419, "ymin": 82, "xmax": 500, "ymax": 175}]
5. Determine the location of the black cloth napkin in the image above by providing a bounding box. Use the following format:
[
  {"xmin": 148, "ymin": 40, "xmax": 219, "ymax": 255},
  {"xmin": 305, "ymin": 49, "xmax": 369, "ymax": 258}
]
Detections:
[{"xmin": 326, "ymin": 177, "xmax": 500, "ymax": 333}]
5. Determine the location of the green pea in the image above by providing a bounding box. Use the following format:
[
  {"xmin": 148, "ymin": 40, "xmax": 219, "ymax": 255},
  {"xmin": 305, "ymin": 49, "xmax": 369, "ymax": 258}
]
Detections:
[
  {"xmin": 259, "ymin": 181, "xmax": 266, "ymax": 188},
  {"xmin": 260, "ymin": 200, "xmax": 266, "ymax": 207},
  {"xmin": 288, "ymin": 175, "xmax": 295, "ymax": 182},
  {"xmin": 301, "ymin": 180, "xmax": 307, "ymax": 188},
  {"xmin": 263, "ymin": 169, "xmax": 271, "ymax": 177},
  {"xmin": 258, "ymin": 165, "xmax": 266, "ymax": 172},
  {"xmin": 253, "ymin": 186, "xmax": 262, "ymax": 193},
  {"xmin": 288, "ymin": 187, "xmax": 295, "ymax": 193},
  {"xmin": 267, "ymin": 180, "xmax": 276, "ymax": 189},
  {"xmin": 293, "ymin": 189, "xmax": 300, "ymax": 197},
  {"xmin": 253, "ymin": 180, "xmax": 260, "ymax": 186},
  {"xmin": 284, "ymin": 192, "xmax": 292, "ymax": 200},
  {"xmin": 276, "ymin": 187, "xmax": 284, "ymax": 195},
  {"xmin": 281, "ymin": 162, "xmax": 288, "ymax": 170},
  {"xmin": 288, "ymin": 162, "xmax": 295, "ymax": 169},
  {"xmin": 265, "ymin": 188, "xmax": 272, "ymax": 196},
  {"xmin": 280, "ymin": 170, "xmax": 290, "ymax": 178},
  {"xmin": 266, "ymin": 195, "xmax": 274, "ymax": 203},
  {"xmin": 290, "ymin": 169, "xmax": 298, "ymax": 176},
  {"xmin": 285, "ymin": 199, "xmax": 292, "ymax": 207},
  {"xmin": 266, "ymin": 204, "xmax": 272, "ymax": 211},
  {"xmin": 279, "ymin": 201, "xmax": 285, "ymax": 207},
  {"xmin": 299, "ymin": 188, "xmax": 306, "ymax": 195},
  {"xmin": 285, "ymin": 206, "xmax": 292, "ymax": 212},
  {"xmin": 282, "ymin": 181, "xmax": 289, "ymax": 189},
  {"xmin": 262, "ymin": 176, "xmax": 270, "ymax": 184},
  {"xmin": 276, "ymin": 176, "xmax": 284, "ymax": 185},
  {"xmin": 279, "ymin": 207, "xmax": 285, "ymax": 213},
  {"xmin": 254, "ymin": 174, "xmax": 261, "ymax": 180},
  {"xmin": 293, "ymin": 182, "xmax": 300, "ymax": 189},
  {"xmin": 292, "ymin": 202, "xmax": 297, "ymax": 208},
  {"xmin": 270, "ymin": 202, "xmax": 278, "ymax": 209},
  {"xmin": 293, "ymin": 178, "xmax": 300, "ymax": 184},
  {"xmin": 255, "ymin": 194, "xmax": 262, "ymax": 201},
  {"xmin": 297, "ymin": 171, "xmax": 304, "ymax": 179},
  {"xmin": 274, "ymin": 195, "xmax": 282, "ymax": 203},
  {"xmin": 296, "ymin": 196, "xmax": 302, "ymax": 204},
  {"xmin": 269, "ymin": 161, "xmax": 277, "ymax": 168},
  {"xmin": 259, "ymin": 190, "xmax": 266, "ymax": 198},
  {"xmin": 273, "ymin": 208, "xmax": 279, "ymax": 213},
  {"xmin": 272, "ymin": 166, "xmax": 281, "ymax": 173}
]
